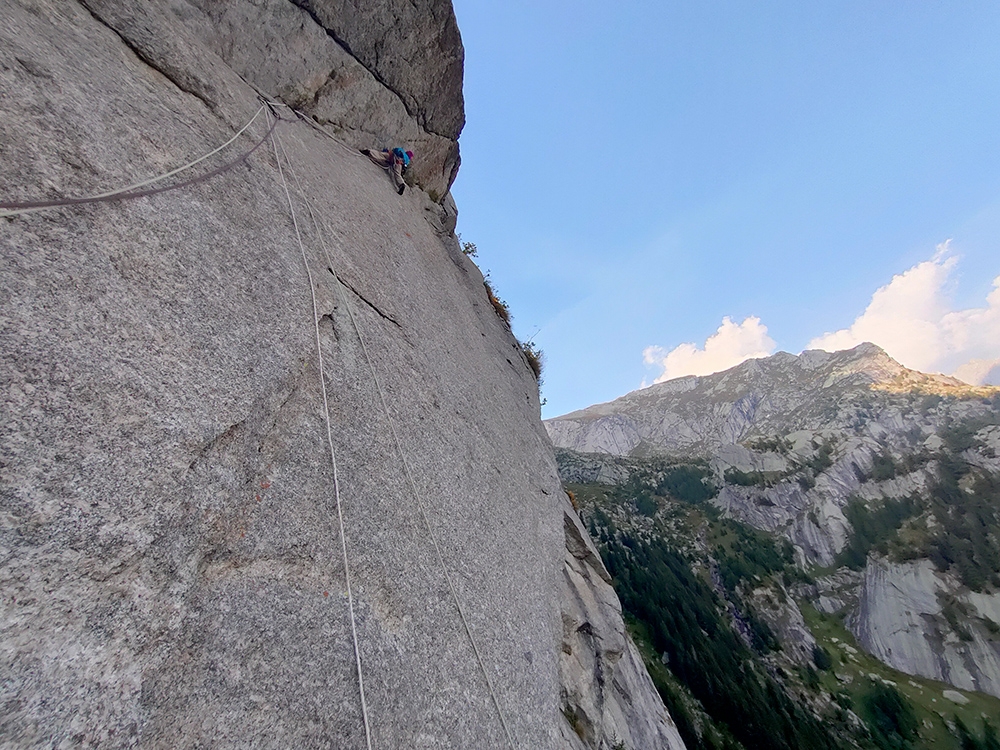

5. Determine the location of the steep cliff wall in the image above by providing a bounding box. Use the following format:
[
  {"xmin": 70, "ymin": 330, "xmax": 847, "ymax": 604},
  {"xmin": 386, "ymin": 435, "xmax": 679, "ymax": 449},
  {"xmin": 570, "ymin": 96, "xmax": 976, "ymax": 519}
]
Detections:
[
  {"xmin": 70, "ymin": 0, "xmax": 462, "ymax": 199},
  {"xmin": 0, "ymin": 1, "xmax": 683, "ymax": 747},
  {"xmin": 853, "ymin": 558, "xmax": 1000, "ymax": 698}
]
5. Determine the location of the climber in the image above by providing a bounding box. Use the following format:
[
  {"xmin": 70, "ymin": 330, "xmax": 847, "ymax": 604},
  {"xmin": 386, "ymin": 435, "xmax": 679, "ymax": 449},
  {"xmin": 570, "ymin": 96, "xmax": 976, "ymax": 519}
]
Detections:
[{"xmin": 361, "ymin": 146, "xmax": 412, "ymax": 195}]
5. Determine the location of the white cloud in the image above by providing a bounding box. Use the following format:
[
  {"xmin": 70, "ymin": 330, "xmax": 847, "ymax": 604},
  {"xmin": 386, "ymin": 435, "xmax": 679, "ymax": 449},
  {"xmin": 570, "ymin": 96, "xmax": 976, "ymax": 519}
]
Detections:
[
  {"xmin": 808, "ymin": 243, "xmax": 1000, "ymax": 385},
  {"xmin": 953, "ymin": 358, "xmax": 1000, "ymax": 386},
  {"xmin": 643, "ymin": 316, "xmax": 776, "ymax": 384}
]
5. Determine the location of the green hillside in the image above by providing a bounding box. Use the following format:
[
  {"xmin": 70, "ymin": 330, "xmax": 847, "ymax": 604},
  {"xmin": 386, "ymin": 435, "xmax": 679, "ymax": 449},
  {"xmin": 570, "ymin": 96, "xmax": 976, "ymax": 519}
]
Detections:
[{"xmin": 566, "ymin": 461, "xmax": 1000, "ymax": 750}]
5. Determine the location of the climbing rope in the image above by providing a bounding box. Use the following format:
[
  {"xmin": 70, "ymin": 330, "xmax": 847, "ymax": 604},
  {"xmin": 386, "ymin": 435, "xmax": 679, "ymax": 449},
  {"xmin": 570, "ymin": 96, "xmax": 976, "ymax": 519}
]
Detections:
[
  {"xmin": 267, "ymin": 110, "xmax": 375, "ymax": 750},
  {"xmin": 270, "ymin": 126, "xmax": 439, "ymax": 591},
  {"xmin": 0, "ymin": 105, "xmax": 273, "ymax": 218},
  {"xmin": 267, "ymin": 100, "xmax": 363, "ymax": 159},
  {"xmin": 273, "ymin": 119, "xmax": 518, "ymax": 750}
]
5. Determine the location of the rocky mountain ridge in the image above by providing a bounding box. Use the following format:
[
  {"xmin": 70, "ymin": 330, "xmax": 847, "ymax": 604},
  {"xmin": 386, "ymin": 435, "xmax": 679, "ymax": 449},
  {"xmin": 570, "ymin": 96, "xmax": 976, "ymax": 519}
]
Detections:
[
  {"xmin": 547, "ymin": 343, "xmax": 989, "ymax": 457},
  {"xmin": 0, "ymin": 2, "xmax": 683, "ymax": 747}
]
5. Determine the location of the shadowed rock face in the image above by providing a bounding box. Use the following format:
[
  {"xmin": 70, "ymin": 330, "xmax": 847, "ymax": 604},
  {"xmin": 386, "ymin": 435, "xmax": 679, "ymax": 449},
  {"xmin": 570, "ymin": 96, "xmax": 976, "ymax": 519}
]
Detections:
[
  {"xmin": 290, "ymin": 0, "xmax": 466, "ymax": 138},
  {"xmin": 560, "ymin": 510, "xmax": 688, "ymax": 750},
  {"xmin": 0, "ymin": 1, "xmax": 683, "ymax": 747}
]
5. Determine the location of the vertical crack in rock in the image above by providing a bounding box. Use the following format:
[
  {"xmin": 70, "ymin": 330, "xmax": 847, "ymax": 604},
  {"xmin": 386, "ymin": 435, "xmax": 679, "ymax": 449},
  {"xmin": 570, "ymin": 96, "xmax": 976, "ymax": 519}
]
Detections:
[{"xmin": 76, "ymin": 0, "xmax": 220, "ymax": 114}]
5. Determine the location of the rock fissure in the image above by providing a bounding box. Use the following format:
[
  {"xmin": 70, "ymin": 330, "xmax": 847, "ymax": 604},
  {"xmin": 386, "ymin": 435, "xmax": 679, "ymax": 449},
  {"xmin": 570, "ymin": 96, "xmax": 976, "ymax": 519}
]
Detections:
[
  {"xmin": 285, "ymin": 0, "xmax": 453, "ymax": 140},
  {"xmin": 75, "ymin": 0, "xmax": 219, "ymax": 116},
  {"xmin": 185, "ymin": 418, "xmax": 248, "ymax": 474},
  {"xmin": 334, "ymin": 273, "xmax": 403, "ymax": 330}
]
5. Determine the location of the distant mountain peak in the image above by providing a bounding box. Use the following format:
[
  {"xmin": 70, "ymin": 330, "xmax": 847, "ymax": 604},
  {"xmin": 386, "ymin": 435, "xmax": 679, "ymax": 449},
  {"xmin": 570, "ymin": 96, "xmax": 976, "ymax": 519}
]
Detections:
[
  {"xmin": 546, "ymin": 343, "xmax": 997, "ymax": 457},
  {"xmin": 638, "ymin": 343, "xmax": 967, "ymax": 402}
]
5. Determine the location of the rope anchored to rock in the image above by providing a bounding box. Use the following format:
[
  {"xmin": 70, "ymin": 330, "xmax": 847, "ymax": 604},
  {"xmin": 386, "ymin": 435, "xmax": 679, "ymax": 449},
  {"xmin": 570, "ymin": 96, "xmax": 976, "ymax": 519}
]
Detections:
[{"xmin": 267, "ymin": 108, "xmax": 376, "ymax": 750}]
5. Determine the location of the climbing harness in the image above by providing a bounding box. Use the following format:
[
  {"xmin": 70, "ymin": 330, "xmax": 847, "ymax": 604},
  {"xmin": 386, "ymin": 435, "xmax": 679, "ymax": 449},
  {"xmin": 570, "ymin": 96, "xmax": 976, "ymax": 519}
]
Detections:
[
  {"xmin": 267, "ymin": 109, "xmax": 375, "ymax": 750},
  {"xmin": 272, "ymin": 118, "xmax": 518, "ymax": 750},
  {"xmin": 0, "ymin": 105, "xmax": 274, "ymax": 218}
]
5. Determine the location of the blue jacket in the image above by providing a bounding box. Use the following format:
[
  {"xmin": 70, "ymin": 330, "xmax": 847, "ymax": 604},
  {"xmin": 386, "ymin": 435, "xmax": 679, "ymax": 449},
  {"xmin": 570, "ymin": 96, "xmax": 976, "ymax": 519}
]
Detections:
[{"xmin": 391, "ymin": 147, "xmax": 411, "ymax": 167}]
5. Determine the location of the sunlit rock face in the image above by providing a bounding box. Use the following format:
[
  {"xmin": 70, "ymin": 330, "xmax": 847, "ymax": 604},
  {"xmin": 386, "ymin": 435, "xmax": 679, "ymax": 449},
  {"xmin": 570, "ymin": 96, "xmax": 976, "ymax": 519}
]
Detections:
[
  {"xmin": 548, "ymin": 343, "xmax": 975, "ymax": 457},
  {"xmin": 0, "ymin": 2, "xmax": 683, "ymax": 747}
]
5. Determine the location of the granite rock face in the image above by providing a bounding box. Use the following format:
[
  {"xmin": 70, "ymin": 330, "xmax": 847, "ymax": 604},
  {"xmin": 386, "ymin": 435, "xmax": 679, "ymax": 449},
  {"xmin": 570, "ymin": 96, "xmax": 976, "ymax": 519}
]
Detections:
[
  {"xmin": 747, "ymin": 586, "xmax": 816, "ymax": 666},
  {"xmin": 853, "ymin": 559, "xmax": 1000, "ymax": 698},
  {"xmin": 0, "ymin": 1, "xmax": 681, "ymax": 747},
  {"xmin": 291, "ymin": 0, "xmax": 466, "ymax": 137}
]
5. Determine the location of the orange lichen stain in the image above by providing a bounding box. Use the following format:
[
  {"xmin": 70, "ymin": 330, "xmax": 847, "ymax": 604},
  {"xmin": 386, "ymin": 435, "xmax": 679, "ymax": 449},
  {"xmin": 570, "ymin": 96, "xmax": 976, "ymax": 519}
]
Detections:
[{"xmin": 260, "ymin": 480, "xmax": 271, "ymax": 489}]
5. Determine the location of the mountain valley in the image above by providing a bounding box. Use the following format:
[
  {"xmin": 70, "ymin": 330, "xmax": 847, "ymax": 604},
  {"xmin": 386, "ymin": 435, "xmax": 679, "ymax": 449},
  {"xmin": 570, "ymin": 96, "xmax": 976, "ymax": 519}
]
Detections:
[{"xmin": 548, "ymin": 344, "xmax": 1000, "ymax": 750}]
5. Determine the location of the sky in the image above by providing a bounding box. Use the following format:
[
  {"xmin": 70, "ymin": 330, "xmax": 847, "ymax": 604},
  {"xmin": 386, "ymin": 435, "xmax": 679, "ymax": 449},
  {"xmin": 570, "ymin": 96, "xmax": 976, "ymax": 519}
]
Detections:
[{"xmin": 449, "ymin": 1, "xmax": 1000, "ymax": 418}]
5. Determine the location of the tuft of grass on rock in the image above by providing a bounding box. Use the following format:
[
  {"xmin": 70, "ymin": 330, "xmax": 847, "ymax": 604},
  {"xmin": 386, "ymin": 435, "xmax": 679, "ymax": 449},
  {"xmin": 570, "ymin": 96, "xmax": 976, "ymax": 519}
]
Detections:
[
  {"xmin": 566, "ymin": 489, "xmax": 579, "ymax": 511},
  {"xmin": 520, "ymin": 340, "xmax": 544, "ymax": 382},
  {"xmin": 483, "ymin": 277, "xmax": 511, "ymax": 327}
]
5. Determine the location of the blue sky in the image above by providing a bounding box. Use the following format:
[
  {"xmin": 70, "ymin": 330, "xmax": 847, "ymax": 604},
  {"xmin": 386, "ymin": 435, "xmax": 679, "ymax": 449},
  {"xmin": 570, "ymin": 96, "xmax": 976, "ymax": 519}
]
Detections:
[{"xmin": 450, "ymin": 1, "xmax": 1000, "ymax": 417}]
